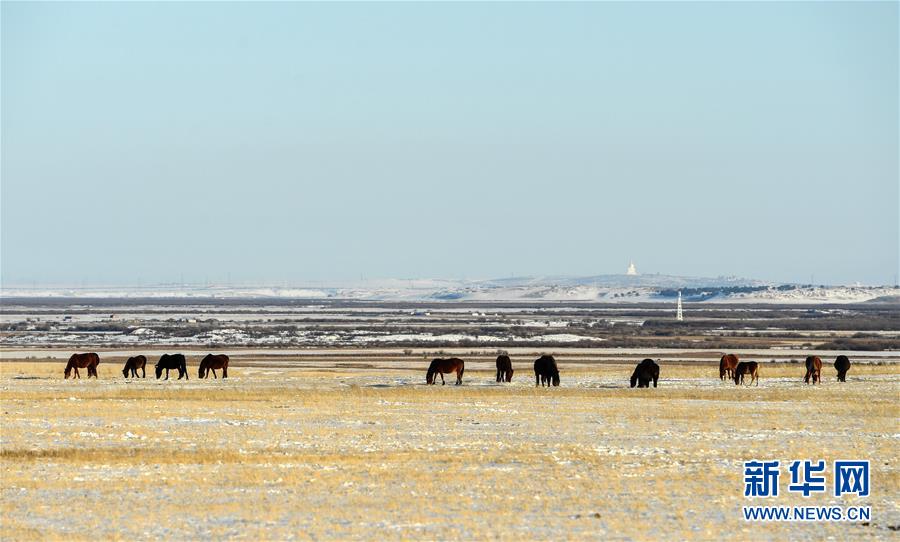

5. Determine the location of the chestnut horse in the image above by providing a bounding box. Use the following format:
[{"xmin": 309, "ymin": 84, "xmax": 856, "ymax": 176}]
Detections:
[
  {"xmin": 719, "ymin": 354, "xmax": 739, "ymax": 381},
  {"xmin": 804, "ymin": 356, "xmax": 822, "ymax": 384},
  {"xmin": 631, "ymin": 358, "xmax": 660, "ymax": 388},
  {"xmin": 495, "ymin": 355, "xmax": 514, "ymax": 383},
  {"xmin": 734, "ymin": 361, "xmax": 759, "ymax": 386},
  {"xmin": 534, "ymin": 355, "xmax": 560, "ymax": 387},
  {"xmin": 834, "ymin": 355, "xmax": 851, "ymax": 382},
  {"xmin": 65, "ymin": 353, "xmax": 100, "ymax": 379},
  {"xmin": 155, "ymin": 354, "xmax": 188, "ymax": 380},
  {"xmin": 122, "ymin": 355, "xmax": 147, "ymax": 378},
  {"xmin": 199, "ymin": 354, "xmax": 229, "ymax": 379},
  {"xmin": 426, "ymin": 358, "xmax": 464, "ymax": 385}
]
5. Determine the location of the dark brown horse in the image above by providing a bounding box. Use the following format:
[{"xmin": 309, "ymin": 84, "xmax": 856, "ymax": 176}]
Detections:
[
  {"xmin": 631, "ymin": 358, "xmax": 660, "ymax": 388},
  {"xmin": 426, "ymin": 358, "xmax": 464, "ymax": 385},
  {"xmin": 804, "ymin": 356, "xmax": 822, "ymax": 384},
  {"xmin": 155, "ymin": 354, "xmax": 188, "ymax": 380},
  {"xmin": 199, "ymin": 354, "xmax": 229, "ymax": 379},
  {"xmin": 65, "ymin": 353, "xmax": 100, "ymax": 379},
  {"xmin": 534, "ymin": 355, "xmax": 559, "ymax": 387},
  {"xmin": 834, "ymin": 355, "xmax": 851, "ymax": 382},
  {"xmin": 495, "ymin": 355, "xmax": 513, "ymax": 383},
  {"xmin": 122, "ymin": 355, "xmax": 147, "ymax": 378},
  {"xmin": 719, "ymin": 354, "xmax": 739, "ymax": 381},
  {"xmin": 733, "ymin": 361, "xmax": 759, "ymax": 386}
]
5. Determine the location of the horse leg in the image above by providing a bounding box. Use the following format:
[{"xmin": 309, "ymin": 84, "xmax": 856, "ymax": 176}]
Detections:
[
  {"xmin": 212, "ymin": 369, "xmax": 217, "ymax": 379},
  {"xmin": 222, "ymin": 367, "xmax": 227, "ymax": 378},
  {"xmin": 440, "ymin": 373, "xmax": 445, "ymax": 386}
]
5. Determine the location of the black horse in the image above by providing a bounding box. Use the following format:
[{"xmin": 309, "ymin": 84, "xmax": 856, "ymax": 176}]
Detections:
[
  {"xmin": 834, "ymin": 355, "xmax": 851, "ymax": 382},
  {"xmin": 534, "ymin": 355, "xmax": 559, "ymax": 387},
  {"xmin": 496, "ymin": 355, "xmax": 514, "ymax": 383},
  {"xmin": 155, "ymin": 354, "xmax": 188, "ymax": 380},
  {"xmin": 630, "ymin": 358, "xmax": 659, "ymax": 388}
]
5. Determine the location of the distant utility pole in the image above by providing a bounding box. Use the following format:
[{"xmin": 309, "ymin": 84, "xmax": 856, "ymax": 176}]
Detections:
[{"xmin": 676, "ymin": 291, "xmax": 684, "ymax": 321}]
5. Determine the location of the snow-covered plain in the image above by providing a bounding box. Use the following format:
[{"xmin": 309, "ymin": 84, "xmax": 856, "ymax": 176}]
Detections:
[{"xmin": 2, "ymin": 362, "xmax": 897, "ymax": 540}]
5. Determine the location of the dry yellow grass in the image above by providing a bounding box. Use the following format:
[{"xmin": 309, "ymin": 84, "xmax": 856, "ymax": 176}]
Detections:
[{"xmin": 1, "ymin": 359, "xmax": 898, "ymax": 540}]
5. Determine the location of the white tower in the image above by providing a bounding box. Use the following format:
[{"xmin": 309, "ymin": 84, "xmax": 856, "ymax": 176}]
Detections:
[
  {"xmin": 626, "ymin": 261, "xmax": 637, "ymax": 276},
  {"xmin": 676, "ymin": 291, "xmax": 684, "ymax": 321}
]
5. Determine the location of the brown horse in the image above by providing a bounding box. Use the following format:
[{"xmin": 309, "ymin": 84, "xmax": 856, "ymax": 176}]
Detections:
[
  {"xmin": 199, "ymin": 354, "xmax": 229, "ymax": 379},
  {"xmin": 734, "ymin": 361, "xmax": 759, "ymax": 386},
  {"xmin": 65, "ymin": 353, "xmax": 100, "ymax": 379},
  {"xmin": 804, "ymin": 356, "xmax": 822, "ymax": 384},
  {"xmin": 495, "ymin": 355, "xmax": 514, "ymax": 383},
  {"xmin": 122, "ymin": 355, "xmax": 147, "ymax": 378},
  {"xmin": 426, "ymin": 358, "xmax": 464, "ymax": 385},
  {"xmin": 719, "ymin": 354, "xmax": 739, "ymax": 381},
  {"xmin": 534, "ymin": 355, "xmax": 560, "ymax": 387},
  {"xmin": 834, "ymin": 355, "xmax": 851, "ymax": 382}
]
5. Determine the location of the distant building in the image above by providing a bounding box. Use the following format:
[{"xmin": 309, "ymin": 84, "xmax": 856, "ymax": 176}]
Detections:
[
  {"xmin": 676, "ymin": 291, "xmax": 684, "ymax": 321},
  {"xmin": 626, "ymin": 261, "xmax": 638, "ymax": 276}
]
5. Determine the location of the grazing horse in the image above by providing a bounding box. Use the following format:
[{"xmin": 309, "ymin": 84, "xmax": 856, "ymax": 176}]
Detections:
[
  {"xmin": 199, "ymin": 354, "xmax": 229, "ymax": 379},
  {"xmin": 122, "ymin": 355, "xmax": 147, "ymax": 378},
  {"xmin": 630, "ymin": 358, "xmax": 660, "ymax": 388},
  {"xmin": 426, "ymin": 358, "xmax": 465, "ymax": 385},
  {"xmin": 65, "ymin": 353, "xmax": 100, "ymax": 379},
  {"xmin": 834, "ymin": 355, "xmax": 851, "ymax": 382},
  {"xmin": 155, "ymin": 354, "xmax": 188, "ymax": 380},
  {"xmin": 534, "ymin": 355, "xmax": 560, "ymax": 387},
  {"xmin": 734, "ymin": 361, "xmax": 759, "ymax": 386},
  {"xmin": 719, "ymin": 354, "xmax": 739, "ymax": 381},
  {"xmin": 804, "ymin": 356, "xmax": 823, "ymax": 384},
  {"xmin": 495, "ymin": 355, "xmax": 514, "ymax": 383}
]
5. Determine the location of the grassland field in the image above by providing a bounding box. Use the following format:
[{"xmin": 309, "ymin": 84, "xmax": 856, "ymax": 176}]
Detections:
[{"xmin": 1, "ymin": 351, "xmax": 898, "ymax": 541}]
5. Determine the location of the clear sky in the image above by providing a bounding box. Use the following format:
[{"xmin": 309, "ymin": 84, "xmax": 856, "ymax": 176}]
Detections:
[{"xmin": 2, "ymin": 2, "xmax": 898, "ymax": 286}]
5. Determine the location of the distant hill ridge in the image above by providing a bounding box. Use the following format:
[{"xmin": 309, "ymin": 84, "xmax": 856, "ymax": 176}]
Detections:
[{"xmin": 2, "ymin": 274, "xmax": 896, "ymax": 304}]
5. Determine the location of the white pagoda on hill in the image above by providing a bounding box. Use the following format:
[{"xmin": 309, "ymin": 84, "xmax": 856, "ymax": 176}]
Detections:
[{"xmin": 626, "ymin": 261, "xmax": 637, "ymax": 276}]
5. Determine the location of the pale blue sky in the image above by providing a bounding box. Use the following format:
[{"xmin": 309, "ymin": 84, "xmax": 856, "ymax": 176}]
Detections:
[{"xmin": 2, "ymin": 2, "xmax": 898, "ymax": 286}]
